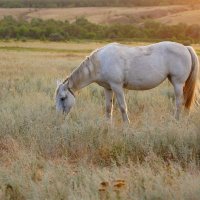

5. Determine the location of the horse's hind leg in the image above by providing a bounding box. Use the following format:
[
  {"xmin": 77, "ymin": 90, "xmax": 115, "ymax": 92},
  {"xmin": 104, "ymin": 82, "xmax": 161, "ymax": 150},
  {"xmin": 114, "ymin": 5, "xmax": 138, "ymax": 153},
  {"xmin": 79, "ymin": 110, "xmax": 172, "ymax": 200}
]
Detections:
[
  {"xmin": 173, "ymin": 83, "xmax": 184, "ymax": 120},
  {"xmin": 104, "ymin": 88, "xmax": 113, "ymax": 121},
  {"xmin": 111, "ymin": 84, "xmax": 130, "ymax": 123}
]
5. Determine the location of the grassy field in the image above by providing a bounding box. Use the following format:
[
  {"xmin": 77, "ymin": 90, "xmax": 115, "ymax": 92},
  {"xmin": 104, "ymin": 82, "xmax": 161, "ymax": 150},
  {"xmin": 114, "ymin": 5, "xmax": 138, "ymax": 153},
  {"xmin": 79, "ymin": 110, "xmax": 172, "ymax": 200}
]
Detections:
[
  {"xmin": 0, "ymin": 41, "xmax": 200, "ymax": 199},
  {"xmin": 1, "ymin": 5, "xmax": 200, "ymax": 25}
]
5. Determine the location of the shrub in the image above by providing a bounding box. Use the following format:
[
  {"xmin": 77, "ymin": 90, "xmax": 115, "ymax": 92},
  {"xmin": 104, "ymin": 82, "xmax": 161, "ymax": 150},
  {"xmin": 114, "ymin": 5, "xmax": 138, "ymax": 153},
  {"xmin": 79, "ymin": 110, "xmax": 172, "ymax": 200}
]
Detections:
[
  {"xmin": 0, "ymin": 16, "xmax": 199, "ymax": 43},
  {"xmin": 49, "ymin": 32, "xmax": 65, "ymax": 41}
]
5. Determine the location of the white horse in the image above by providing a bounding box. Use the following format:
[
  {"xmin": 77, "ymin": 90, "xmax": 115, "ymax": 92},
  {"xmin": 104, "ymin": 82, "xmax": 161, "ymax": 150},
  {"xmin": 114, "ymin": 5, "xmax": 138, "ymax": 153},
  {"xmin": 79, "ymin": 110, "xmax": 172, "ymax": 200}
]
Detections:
[{"xmin": 55, "ymin": 41, "xmax": 199, "ymax": 122}]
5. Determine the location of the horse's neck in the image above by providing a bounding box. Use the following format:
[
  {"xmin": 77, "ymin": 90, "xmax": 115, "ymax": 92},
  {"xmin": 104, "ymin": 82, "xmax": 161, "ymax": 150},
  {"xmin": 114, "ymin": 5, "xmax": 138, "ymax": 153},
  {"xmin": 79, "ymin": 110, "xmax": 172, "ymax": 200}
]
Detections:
[{"xmin": 68, "ymin": 57, "xmax": 98, "ymax": 91}]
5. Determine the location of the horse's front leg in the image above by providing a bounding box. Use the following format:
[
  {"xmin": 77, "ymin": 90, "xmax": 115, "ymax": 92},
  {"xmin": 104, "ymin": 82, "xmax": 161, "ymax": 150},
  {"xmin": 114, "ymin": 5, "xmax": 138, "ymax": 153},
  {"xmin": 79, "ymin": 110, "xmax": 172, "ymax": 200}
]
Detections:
[
  {"xmin": 111, "ymin": 84, "xmax": 130, "ymax": 123},
  {"xmin": 104, "ymin": 88, "xmax": 113, "ymax": 122}
]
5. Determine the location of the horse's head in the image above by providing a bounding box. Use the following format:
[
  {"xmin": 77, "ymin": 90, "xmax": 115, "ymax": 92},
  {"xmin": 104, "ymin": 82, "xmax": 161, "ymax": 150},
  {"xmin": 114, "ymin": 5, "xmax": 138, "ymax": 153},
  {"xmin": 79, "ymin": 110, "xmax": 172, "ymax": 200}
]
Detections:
[{"xmin": 55, "ymin": 80, "xmax": 75, "ymax": 114}]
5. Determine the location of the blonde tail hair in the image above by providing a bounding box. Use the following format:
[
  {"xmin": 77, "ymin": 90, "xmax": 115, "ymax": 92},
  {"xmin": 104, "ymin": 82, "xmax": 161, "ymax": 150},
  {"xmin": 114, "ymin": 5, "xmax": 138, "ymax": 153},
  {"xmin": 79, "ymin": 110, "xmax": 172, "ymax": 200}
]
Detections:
[{"xmin": 183, "ymin": 46, "xmax": 199, "ymax": 110}]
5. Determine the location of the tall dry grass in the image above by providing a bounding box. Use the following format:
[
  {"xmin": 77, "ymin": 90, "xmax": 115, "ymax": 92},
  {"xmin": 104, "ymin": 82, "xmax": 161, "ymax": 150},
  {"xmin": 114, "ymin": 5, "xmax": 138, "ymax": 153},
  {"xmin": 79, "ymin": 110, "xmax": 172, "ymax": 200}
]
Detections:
[{"xmin": 0, "ymin": 41, "xmax": 200, "ymax": 199}]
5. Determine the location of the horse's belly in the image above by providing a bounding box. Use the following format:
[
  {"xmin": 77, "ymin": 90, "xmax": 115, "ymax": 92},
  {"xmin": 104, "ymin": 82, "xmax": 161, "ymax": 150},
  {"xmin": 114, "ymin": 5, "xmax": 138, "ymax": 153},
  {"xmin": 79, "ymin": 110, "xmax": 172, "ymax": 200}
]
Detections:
[
  {"xmin": 124, "ymin": 71, "xmax": 167, "ymax": 90},
  {"xmin": 124, "ymin": 82, "xmax": 164, "ymax": 90}
]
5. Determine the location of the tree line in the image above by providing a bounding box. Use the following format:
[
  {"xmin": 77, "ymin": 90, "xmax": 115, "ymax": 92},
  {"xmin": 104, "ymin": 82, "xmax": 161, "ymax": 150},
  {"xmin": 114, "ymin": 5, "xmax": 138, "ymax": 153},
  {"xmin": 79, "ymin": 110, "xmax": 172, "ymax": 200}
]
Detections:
[
  {"xmin": 0, "ymin": 16, "xmax": 199, "ymax": 43},
  {"xmin": 0, "ymin": 0, "xmax": 200, "ymax": 8}
]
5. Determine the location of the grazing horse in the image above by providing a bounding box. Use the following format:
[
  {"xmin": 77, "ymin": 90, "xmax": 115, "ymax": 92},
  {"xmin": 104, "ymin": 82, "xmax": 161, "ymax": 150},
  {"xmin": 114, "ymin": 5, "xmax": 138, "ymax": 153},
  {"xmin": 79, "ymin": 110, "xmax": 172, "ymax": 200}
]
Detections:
[{"xmin": 55, "ymin": 42, "xmax": 199, "ymax": 123}]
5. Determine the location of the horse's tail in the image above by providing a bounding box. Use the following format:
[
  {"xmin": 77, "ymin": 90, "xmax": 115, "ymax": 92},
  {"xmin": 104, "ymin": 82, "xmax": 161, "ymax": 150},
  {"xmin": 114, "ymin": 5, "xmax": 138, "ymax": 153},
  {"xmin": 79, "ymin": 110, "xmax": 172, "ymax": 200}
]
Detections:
[{"xmin": 184, "ymin": 46, "xmax": 199, "ymax": 110}]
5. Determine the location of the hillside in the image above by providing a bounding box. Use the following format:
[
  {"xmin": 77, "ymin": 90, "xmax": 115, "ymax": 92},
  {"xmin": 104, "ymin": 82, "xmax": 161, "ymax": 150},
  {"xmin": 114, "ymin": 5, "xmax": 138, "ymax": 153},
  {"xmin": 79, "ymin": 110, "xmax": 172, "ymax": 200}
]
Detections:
[
  {"xmin": 1, "ymin": 5, "xmax": 200, "ymax": 25},
  {"xmin": 157, "ymin": 9, "xmax": 200, "ymax": 25}
]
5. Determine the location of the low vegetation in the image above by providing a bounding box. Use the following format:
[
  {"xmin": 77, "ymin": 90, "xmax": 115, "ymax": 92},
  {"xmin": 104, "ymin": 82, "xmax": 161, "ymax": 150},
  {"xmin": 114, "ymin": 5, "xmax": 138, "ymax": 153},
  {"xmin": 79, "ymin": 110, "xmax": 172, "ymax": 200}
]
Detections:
[
  {"xmin": 0, "ymin": 16, "xmax": 200, "ymax": 43},
  {"xmin": 0, "ymin": 41, "xmax": 200, "ymax": 199}
]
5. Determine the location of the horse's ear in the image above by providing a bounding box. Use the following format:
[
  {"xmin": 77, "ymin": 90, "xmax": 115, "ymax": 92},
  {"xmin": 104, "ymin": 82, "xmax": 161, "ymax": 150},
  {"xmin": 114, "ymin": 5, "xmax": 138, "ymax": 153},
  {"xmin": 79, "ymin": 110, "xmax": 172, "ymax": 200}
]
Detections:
[{"xmin": 56, "ymin": 80, "xmax": 62, "ymax": 87}]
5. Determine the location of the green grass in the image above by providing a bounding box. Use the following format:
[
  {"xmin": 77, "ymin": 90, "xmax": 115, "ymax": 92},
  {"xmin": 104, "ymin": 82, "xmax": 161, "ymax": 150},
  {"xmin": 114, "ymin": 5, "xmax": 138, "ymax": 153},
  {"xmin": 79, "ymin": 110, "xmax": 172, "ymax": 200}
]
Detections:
[
  {"xmin": 0, "ymin": 46, "xmax": 93, "ymax": 54},
  {"xmin": 0, "ymin": 42, "xmax": 199, "ymax": 55}
]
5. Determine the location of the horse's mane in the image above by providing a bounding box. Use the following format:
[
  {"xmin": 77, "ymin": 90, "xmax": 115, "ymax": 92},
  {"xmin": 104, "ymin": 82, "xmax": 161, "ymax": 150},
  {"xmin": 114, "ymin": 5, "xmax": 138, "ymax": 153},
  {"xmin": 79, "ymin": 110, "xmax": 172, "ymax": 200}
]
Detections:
[{"xmin": 63, "ymin": 47, "xmax": 101, "ymax": 86}]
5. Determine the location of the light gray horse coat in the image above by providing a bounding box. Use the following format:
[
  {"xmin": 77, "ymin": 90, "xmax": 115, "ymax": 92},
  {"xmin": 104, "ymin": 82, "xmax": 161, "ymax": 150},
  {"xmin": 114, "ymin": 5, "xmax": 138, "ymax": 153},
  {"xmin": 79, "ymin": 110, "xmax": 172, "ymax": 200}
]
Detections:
[{"xmin": 55, "ymin": 41, "xmax": 199, "ymax": 122}]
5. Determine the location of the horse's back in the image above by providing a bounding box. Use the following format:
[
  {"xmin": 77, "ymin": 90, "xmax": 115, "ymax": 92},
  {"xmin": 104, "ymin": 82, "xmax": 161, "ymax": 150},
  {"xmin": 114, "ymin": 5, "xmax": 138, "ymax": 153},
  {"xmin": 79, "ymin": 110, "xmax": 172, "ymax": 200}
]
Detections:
[
  {"xmin": 98, "ymin": 41, "xmax": 189, "ymax": 59},
  {"xmin": 98, "ymin": 42, "xmax": 189, "ymax": 67},
  {"xmin": 96, "ymin": 42, "xmax": 192, "ymax": 90}
]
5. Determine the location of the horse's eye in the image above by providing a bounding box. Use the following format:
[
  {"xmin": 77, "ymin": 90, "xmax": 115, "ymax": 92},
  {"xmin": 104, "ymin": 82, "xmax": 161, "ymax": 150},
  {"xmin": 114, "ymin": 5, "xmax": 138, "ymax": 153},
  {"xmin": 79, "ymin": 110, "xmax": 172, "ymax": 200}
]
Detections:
[{"xmin": 60, "ymin": 97, "xmax": 65, "ymax": 101}]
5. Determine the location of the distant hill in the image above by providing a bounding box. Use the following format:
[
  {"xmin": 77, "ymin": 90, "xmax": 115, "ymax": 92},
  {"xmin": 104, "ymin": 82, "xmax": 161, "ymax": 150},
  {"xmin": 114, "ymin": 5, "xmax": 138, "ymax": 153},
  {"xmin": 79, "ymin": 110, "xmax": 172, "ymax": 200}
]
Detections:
[
  {"xmin": 157, "ymin": 9, "xmax": 200, "ymax": 25},
  {"xmin": 1, "ymin": 5, "xmax": 200, "ymax": 26},
  {"xmin": 0, "ymin": 0, "xmax": 200, "ymax": 8}
]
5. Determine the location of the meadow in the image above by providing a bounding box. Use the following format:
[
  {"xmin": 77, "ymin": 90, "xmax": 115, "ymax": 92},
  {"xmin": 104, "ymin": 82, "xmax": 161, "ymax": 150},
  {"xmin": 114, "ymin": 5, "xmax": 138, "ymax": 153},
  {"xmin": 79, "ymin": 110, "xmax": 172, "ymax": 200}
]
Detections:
[{"xmin": 0, "ymin": 40, "xmax": 200, "ymax": 199}]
